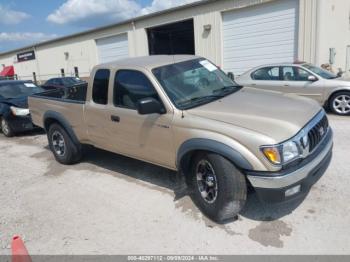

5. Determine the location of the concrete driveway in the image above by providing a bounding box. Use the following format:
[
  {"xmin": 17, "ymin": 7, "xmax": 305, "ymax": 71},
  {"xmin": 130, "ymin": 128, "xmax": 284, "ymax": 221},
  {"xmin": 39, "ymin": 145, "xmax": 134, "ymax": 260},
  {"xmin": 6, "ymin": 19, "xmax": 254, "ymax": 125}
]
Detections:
[{"xmin": 0, "ymin": 115, "xmax": 349, "ymax": 255}]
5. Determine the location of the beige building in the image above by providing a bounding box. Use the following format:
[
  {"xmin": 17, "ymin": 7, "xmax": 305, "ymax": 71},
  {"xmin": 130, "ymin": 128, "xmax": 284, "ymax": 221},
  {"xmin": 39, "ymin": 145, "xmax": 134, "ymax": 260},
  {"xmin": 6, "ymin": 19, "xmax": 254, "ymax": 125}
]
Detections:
[{"xmin": 0, "ymin": 0, "xmax": 349, "ymax": 82}]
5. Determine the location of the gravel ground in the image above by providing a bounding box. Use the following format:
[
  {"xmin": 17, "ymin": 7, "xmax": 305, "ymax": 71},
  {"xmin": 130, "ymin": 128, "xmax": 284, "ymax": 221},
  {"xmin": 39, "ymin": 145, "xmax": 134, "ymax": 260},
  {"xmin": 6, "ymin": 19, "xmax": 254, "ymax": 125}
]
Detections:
[{"xmin": 0, "ymin": 115, "xmax": 349, "ymax": 255}]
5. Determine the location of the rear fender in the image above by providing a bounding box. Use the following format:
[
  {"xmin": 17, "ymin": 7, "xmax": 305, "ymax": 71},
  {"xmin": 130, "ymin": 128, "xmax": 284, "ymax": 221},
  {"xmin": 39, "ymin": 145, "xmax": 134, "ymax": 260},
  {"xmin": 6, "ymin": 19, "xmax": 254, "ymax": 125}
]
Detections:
[{"xmin": 43, "ymin": 110, "xmax": 80, "ymax": 146}]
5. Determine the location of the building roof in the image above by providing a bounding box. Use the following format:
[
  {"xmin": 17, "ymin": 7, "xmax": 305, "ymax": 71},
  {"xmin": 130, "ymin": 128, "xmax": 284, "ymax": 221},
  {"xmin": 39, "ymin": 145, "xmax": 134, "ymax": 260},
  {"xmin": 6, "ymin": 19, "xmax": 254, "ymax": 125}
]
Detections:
[
  {"xmin": 97, "ymin": 55, "xmax": 200, "ymax": 70},
  {"xmin": 0, "ymin": 0, "xmax": 212, "ymax": 56}
]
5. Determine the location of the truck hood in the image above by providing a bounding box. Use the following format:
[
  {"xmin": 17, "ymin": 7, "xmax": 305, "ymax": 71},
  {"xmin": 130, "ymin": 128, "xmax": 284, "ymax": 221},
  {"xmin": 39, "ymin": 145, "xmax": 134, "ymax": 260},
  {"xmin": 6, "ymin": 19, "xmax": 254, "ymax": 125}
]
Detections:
[{"xmin": 187, "ymin": 87, "xmax": 321, "ymax": 142}]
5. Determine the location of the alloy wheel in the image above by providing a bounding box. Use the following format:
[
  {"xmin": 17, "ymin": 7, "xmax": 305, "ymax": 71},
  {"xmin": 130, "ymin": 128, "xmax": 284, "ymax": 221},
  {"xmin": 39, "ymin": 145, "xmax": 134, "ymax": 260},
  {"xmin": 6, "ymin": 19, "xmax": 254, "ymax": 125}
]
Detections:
[
  {"xmin": 196, "ymin": 160, "xmax": 218, "ymax": 204},
  {"xmin": 333, "ymin": 94, "xmax": 350, "ymax": 114},
  {"xmin": 51, "ymin": 131, "xmax": 66, "ymax": 156},
  {"xmin": 1, "ymin": 119, "xmax": 10, "ymax": 136}
]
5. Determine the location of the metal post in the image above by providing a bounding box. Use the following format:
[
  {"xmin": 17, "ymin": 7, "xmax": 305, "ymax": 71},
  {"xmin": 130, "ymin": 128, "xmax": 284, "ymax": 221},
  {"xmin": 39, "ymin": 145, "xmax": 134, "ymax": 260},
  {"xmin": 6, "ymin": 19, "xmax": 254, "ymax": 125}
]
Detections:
[
  {"xmin": 74, "ymin": 66, "xmax": 79, "ymax": 77},
  {"xmin": 32, "ymin": 72, "xmax": 37, "ymax": 84}
]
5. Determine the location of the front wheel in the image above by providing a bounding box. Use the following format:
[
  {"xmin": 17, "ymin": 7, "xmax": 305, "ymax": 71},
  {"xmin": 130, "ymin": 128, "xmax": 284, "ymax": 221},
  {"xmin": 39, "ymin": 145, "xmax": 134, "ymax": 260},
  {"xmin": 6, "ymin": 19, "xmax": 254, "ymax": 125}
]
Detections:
[
  {"xmin": 1, "ymin": 118, "xmax": 14, "ymax": 137},
  {"xmin": 188, "ymin": 152, "xmax": 247, "ymax": 223},
  {"xmin": 329, "ymin": 91, "xmax": 350, "ymax": 115},
  {"xmin": 48, "ymin": 123, "xmax": 82, "ymax": 165}
]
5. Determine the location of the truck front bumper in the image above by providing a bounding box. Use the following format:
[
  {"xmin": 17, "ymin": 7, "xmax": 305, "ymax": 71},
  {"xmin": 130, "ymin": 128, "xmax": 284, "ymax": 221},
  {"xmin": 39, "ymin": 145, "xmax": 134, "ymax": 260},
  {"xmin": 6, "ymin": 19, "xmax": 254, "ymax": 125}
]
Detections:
[
  {"xmin": 246, "ymin": 128, "xmax": 333, "ymax": 203},
  {"xmin": 8, "ymin": 115, "xmax": 36, "ymax": 133}
]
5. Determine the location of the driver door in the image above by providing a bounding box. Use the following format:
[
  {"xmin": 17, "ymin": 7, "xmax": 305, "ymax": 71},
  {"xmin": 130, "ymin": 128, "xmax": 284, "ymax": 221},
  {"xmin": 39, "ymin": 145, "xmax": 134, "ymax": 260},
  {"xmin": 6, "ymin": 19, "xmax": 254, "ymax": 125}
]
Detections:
[
  {"xmin": 106, "ymin": 69, "xmax": 175, "ymax": 169},
  {"xmin": 281, "ymin": 66, "xmax": 324, "ymax": 103}
]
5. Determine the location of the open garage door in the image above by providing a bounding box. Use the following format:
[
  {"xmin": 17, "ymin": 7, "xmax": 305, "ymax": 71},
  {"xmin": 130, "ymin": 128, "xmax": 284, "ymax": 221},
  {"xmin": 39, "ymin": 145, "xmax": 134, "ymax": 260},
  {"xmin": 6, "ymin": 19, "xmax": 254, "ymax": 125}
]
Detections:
[
  {"xmin": 222, "ymin": 0, "xmax": 298, "ymax": 75},
  {"xmin": 147, "ymin": 19, "xmax": 195, "ymax": 55},
  {"xmin": 96, "ymin": 33, "xmax": 129, "ymax": 64}
]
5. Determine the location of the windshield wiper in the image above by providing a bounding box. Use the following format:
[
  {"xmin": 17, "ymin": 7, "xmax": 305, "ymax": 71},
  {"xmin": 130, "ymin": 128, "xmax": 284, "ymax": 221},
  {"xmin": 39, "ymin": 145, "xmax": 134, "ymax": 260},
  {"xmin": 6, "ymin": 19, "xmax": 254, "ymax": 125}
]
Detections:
[
  {"xmin": 213, "ymin": 85, "xmax": 239, "ymax": 95},
  {"xmin": 178, "ymin": 94, "xmax": 225, "ymax": 108}
]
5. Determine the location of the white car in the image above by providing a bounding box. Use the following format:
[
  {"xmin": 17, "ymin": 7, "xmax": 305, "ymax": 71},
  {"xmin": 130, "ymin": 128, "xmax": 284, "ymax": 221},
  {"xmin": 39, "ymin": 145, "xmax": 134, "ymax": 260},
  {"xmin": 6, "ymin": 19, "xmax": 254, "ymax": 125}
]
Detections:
[{"xmin": 236, "ymin": 63, "xmax": 350, "ymax": 115}]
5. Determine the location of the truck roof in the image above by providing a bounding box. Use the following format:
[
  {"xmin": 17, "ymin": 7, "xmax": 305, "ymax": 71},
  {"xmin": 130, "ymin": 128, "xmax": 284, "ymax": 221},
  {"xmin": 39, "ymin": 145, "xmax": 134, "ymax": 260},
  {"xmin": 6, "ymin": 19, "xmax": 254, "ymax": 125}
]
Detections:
[{"xmin": 97, "ymin": 55, "xmax": 201, "ymax": 70}]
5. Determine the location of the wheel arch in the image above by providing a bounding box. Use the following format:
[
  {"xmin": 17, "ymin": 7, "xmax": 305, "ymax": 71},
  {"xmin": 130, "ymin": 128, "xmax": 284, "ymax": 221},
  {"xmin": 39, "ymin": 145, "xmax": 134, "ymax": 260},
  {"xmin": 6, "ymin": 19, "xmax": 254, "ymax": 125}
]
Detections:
[
  {"xmin": 177, "ymin": 138, "xmax": 253, "ymax": 174},
  {"xmin": 43, "ymin": 111, "xmax": 80, "ymax": 146},
  {"xmin": 327, "ymin": 88, "xmax": 350, "ymax": 102}
]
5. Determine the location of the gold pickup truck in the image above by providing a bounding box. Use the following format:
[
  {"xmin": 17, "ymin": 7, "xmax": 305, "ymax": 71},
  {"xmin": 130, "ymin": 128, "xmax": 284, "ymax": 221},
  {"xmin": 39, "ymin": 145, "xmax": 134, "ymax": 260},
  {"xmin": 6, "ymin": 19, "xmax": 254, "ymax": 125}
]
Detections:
[{"xmin": 28, "ymin": 55, "xmax": 333, "ymax": 223}]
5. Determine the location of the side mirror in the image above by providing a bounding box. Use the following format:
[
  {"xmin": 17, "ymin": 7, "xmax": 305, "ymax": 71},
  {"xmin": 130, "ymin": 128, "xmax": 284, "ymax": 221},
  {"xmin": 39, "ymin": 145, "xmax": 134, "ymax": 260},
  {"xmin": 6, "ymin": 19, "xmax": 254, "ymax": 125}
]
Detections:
[
  {"xmin": 227, "ymin": 72, "xmax": 235, "ymax": 80},
  {"xmin": 308, "ymin": 75, "xmax": 317, "ymax": 82},
  {"xmin": 137, "ymin": 97, "xmax": 165, "ymax": 115}
]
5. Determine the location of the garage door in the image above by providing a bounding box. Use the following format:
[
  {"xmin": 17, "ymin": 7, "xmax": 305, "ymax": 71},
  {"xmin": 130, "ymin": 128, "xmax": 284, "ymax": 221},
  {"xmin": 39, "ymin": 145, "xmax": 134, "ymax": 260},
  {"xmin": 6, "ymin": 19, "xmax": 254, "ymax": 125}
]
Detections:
[
  {"xmin": 222, "ymin": 0, "xmax": 298, "ymax": 75},
  {"xmin": 96, "ymin": 34, "xmax": 129, "ymax": 64}
]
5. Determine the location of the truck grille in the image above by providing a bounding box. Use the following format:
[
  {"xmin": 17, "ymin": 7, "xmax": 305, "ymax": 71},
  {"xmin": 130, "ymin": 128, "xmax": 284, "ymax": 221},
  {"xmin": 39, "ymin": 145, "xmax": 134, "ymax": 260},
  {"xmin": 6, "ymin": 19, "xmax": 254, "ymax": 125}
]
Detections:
[{"xmin": 308, "ymin": 114, "xmax": 329, "ymax": 152}]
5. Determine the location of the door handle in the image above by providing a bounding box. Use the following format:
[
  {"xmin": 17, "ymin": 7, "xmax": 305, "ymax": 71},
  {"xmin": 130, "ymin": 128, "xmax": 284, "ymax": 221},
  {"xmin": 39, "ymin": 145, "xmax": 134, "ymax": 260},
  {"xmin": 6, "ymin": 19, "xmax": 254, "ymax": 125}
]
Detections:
[{"xmin": 111, "ymin": 115, "xmax": 120, "ymax": 122}]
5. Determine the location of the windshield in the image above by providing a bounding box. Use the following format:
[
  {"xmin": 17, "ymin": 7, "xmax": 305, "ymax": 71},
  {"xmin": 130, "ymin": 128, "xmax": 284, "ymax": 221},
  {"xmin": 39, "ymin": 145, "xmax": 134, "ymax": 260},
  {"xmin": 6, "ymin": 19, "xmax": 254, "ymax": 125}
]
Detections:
[
  {"xmin": 303, "ymin": 64, "xmax": 338, "ymax": 79},
  {"xmin": 152, "ymin": 59, "xmax": 241, "ymax": 109},
  {"xmin": 0, "ymin": 82, "xmax": 44, "ymax": 99},
  {"xmin": 62, "ymin": 77, "xmax": 83, "ymax": 85}
]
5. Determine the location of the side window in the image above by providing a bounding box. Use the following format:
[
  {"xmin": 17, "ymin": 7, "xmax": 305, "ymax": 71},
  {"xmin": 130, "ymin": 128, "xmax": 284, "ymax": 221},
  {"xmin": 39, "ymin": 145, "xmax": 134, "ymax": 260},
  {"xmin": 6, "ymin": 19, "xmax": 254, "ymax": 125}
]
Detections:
[
  {"xmin": 295, "ymin": 67, "xmax": 312, "ymax": 81},
  {"xmin": 51, "ymin": 79, "xmax": 59, "ymax": 85},
  {"xmin": 282, "ymin": 66, "xmax": 312, "ymax": 81},
  {"xmin": 251, "ymin": 67, "xmax": 280, "ymax": 80},
  {"xmin": 92, "ymin": 69, "xmax": 110, "ymax": 105},
  {"xmin": 114, "ymin": 70, "xmax": 160, "ymax": 110},
  {"xmin": 282, "ymin": 67, "xmax": 294, "ymax": 81}
]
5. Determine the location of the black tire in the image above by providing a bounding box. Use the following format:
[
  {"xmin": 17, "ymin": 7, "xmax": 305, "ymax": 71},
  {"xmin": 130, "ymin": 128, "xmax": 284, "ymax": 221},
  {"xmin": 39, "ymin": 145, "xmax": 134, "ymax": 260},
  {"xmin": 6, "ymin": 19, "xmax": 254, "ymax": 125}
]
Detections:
[
  {"xmin": 329, "ymin": 91, "xmax": 350, "ymax": 116},
  {"xmin": 187, "ymin": 152, "xmax": 247, "ymax": 223},
  {"xmin": 48, "ymin": 123, "xmax": 82, "ymax": 165},
  {"xmin": 1, "ymin": 118, "xmax": 14, "ymax": 137}
]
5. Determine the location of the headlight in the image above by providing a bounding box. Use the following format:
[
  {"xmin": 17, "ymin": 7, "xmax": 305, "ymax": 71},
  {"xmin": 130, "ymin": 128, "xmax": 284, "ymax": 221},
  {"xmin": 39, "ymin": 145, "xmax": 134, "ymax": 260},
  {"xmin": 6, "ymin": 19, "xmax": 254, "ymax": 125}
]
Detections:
[
  {"xmin": 10, "ymin": 106, "xmax": 30, "ymax": 116},
  {"xmin": 282, "ymin": 141, "xmax": 299, "ymax": 162},
  {"xmin": 261, "ymin": 140, "xmax": 301, "ymax": 166}
]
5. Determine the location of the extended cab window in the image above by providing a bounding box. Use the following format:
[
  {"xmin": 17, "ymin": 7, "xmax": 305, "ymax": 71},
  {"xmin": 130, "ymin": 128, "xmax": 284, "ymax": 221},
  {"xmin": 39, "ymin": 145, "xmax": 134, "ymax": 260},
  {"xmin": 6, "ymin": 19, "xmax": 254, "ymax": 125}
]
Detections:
[
  {"xmin": 251, "ymin": 67, "xmax": 280, "ymax": 80},
  {"xmin": 114, "ymin": 70, "xmax": 160, "ymax": 110},
  {"xmin": 92, "ymin": 69, "xmax": 110, "ymax": 105}
]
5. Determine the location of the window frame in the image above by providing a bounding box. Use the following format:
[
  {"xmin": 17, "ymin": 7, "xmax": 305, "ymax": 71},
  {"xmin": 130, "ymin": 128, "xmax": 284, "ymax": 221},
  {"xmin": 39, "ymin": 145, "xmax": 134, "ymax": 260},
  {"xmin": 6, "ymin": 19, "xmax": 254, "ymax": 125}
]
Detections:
[{"xmin": 113, "ymin": 69, "xmax": 165, "ymax": 111}]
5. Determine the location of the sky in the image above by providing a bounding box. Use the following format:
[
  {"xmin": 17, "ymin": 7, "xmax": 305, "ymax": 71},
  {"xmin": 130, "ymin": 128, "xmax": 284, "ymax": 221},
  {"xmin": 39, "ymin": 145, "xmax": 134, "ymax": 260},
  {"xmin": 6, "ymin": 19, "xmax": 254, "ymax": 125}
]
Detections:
[{"xmin": 0, "ymin": 0, "xmax": 200, "ymax": 53}]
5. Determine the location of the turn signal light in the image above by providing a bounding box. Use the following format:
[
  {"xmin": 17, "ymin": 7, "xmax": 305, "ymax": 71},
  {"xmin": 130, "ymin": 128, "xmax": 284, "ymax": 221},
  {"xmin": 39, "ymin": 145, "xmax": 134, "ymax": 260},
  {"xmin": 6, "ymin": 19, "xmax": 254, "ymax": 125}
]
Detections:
[{"xmin": 262, "ymin": 147, "xmax": 281, "ymax": 165}]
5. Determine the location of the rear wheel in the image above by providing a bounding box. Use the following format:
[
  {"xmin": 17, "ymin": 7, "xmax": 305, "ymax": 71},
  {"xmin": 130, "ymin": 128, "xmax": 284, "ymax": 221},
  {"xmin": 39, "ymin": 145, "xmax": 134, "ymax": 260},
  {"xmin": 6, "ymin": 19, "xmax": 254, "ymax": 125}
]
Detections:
[
  {"xmin": 329, "ymin": 91, "xmax": 350, "ymax": 115},
  {"xmin": 1, "ymin": 118, "xmax": 14, "ymax": 137},
  {"xmin": 188, "ymin": 152, "xmax": 247, "ymax": 223},
  {"xmin": 48, "ymin": 123, "xmax": 82, "ymax": 165}
]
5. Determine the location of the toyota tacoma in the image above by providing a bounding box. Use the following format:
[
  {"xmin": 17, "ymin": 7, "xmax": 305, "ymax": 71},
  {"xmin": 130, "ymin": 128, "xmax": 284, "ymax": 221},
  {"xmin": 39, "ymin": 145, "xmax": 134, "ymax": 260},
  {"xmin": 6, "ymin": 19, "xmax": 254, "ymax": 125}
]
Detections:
[{"xmin": 28, "ymin": 56, "xmax": 333, "ymax": 223}]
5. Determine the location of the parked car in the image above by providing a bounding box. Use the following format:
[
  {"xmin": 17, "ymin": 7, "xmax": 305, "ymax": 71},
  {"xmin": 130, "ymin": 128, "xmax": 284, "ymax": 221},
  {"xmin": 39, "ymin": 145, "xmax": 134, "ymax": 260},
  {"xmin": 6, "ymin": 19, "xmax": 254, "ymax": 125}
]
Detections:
[
  {"xmin": 41, "ymin": 77, "xmax": 85, "ymax": 90},
  {"xmin": 28, "ymin": 56, "xmax": 333, "ymax": 223},
  {"xmin": 0, "ymin": 80, "xmax": 44, "ymax": 137},
  {"xmin": 236, "ymin": 62, "xmax": 350, "ymax": 115}
]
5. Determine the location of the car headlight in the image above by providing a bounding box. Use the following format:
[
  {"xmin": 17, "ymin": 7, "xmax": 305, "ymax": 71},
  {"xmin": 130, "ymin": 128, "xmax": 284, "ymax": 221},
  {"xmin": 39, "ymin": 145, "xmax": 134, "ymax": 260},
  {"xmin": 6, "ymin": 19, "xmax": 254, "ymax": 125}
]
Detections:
[
  {"xmin": 261, "ymin": 140, "xmax": 301, "ymax": 166},
  {"xmin": 10, "ymin": 106, "xmax": 30, "ymax": 116}
]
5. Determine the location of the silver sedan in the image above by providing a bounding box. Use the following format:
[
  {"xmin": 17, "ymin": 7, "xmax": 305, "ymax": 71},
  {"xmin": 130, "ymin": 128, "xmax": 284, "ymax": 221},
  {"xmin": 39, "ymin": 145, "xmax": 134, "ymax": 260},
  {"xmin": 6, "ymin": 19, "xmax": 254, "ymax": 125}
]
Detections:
[{"xmin": 236, "ymin": 63, "xmax": 350, "ymax": 115}]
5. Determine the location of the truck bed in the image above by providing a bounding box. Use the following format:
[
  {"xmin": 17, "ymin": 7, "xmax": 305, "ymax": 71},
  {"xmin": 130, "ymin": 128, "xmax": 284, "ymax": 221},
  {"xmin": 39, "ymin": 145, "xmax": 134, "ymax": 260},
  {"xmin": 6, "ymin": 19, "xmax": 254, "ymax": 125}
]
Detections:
[
  {"xmin": 28, "ymin": 83, "xmax": 88, "ymax": 141},
  {"xmin": 33, "ymin": 83, "xmax": 87, "ymax": 102}
]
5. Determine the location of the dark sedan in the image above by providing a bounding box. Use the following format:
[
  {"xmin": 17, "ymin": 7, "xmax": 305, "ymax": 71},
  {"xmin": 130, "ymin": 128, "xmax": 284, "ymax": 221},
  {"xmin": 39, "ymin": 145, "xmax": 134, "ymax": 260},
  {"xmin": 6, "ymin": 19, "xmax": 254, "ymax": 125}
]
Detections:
[
  {"xmin": 0, "ymin": 80, "xmax": 44, "ymax": 137},
  {"xmin": 41, "ymin": 77, "xmax": 85, "ymax": 90}
]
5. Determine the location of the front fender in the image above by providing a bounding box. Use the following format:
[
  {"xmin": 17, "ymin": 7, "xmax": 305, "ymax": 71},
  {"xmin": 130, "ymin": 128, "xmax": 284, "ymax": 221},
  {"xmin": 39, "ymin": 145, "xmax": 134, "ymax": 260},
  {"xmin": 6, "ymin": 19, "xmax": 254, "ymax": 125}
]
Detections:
[
  {"xmin": 327, "ymin": 86, "xmax": 350, "ymax": 100},
  {"xmin": 177, "ymin": 138, "xmax": 253, "ymax": 171}
]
